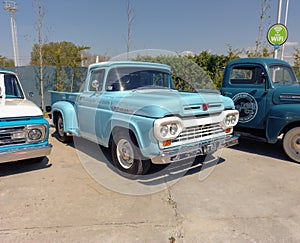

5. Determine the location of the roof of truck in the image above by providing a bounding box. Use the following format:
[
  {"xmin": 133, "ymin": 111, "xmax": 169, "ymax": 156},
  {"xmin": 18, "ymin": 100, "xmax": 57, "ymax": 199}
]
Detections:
[
  {"xmin": 227, "ymin": 57, "xmax": 290, "ymax": 66},
  {"xmin": 88, "ymin": 61, "xmax": 171, "ymax": 71},
  {"xmin": 0, "ymin": 70, "xmax": 17, "ymax": 75}
]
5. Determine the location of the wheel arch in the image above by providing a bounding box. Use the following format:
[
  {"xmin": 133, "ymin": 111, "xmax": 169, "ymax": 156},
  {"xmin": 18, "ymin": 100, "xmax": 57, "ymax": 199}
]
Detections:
[
  {"xmin": 281, "ymin": 121, "xmax": 300, "ymax": 137},
  {"xmin": 51, "ymin": 101, "xmax": 79, "ymax": 135}
]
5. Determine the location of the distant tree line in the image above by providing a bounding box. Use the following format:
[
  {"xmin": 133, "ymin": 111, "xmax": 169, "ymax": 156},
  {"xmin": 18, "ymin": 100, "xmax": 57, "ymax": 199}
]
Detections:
[{"xmin": 1, "ymin": 41, "xmax": 300, "ymax": 91}]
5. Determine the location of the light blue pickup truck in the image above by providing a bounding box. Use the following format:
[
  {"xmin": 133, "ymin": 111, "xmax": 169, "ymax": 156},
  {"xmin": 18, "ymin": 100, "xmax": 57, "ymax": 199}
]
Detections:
[
  {"xmin": 0, "ymin": 70, "xmax": 52, "ymax": 164},
  {"xmin": 50, "ymin": 61, "xmax": 239, "ymax": 175}
]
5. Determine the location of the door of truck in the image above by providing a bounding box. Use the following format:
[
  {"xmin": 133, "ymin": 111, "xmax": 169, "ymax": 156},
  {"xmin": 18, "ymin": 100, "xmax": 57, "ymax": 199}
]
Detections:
[
  {"xmin": 221, "ymin": 64, "xmax": 269, "ymax": 129},
  {"xmin": 76, "ymin": 68, "xmax": 105, "ymax": 143}
]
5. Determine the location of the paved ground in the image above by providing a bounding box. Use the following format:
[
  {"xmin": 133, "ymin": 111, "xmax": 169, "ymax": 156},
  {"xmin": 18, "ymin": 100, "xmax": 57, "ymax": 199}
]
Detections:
[{"xmin": 1, "ymin": 126, "xmax": 300, "ymax": 242}]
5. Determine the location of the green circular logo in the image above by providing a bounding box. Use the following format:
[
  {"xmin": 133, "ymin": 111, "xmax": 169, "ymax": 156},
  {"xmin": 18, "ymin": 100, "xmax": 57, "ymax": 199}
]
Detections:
[{"xmin": 267, "ymin": 24, "xmax": 288, "ymax": 46}]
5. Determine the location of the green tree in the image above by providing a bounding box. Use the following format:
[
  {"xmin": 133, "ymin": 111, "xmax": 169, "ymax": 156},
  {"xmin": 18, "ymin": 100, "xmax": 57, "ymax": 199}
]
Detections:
[
  {"xmin": 0, "ymin": 55, "xmax": 15, "ymax": 67},
  {"xmin": 135, "ymin": 55, "xmax": 214, "ymax": 91},
  {"xmin": 226, "ymin": 45, "xmax": 242, "ymax": 62},
  {"xmin": 246, "ymin": 46, "xmax": 272, "ymax": 58},
  {"xmin": 30, "ymin": 41, "xmax": 90, "ymax": 91},
  {"xmin": 189, "ymin": 50, "xmax": 231, "ymax": 89},
  {"xmin": 294, "ymin": 48, "xmax": 300, "ymax": 82}
]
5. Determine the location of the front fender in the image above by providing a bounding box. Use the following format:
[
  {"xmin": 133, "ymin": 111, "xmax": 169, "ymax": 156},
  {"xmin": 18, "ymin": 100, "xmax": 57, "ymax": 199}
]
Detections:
[
  {"xmin": 52, "ymin": 101, "xmax": 79, "ymax": 135},
  {"xmin": 266, "ymin": 104, "xmax": 300, "ymax": 143},
  {"xmin": 101, "ymin": 112, "xmax": 159, "ymax": 157}
]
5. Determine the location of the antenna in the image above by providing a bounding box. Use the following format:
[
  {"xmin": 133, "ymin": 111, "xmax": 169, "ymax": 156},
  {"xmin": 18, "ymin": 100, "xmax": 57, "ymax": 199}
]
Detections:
[{"xmin": 4, "ymin": 1, "xmax": 20, "ymax": 66}]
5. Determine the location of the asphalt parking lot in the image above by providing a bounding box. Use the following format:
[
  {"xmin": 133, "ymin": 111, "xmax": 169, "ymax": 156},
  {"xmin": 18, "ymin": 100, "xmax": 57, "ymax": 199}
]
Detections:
[{"xmin": 1, "ymin": 126, "xmax": 300, "ymax": 242}]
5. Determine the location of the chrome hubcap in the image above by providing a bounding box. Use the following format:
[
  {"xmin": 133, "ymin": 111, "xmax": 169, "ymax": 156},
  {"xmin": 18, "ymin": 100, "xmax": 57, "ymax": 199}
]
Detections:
[
  {"xmin": 58, "ymin": 118, "xmax": 64, "ymax": 136},
  {"xmin": 117, "ymin": 139, "xmax": 134, "ymax": 169},
  {"xmin": 293, "ymin": 135, "xmax": 300, "ymax": 154}
]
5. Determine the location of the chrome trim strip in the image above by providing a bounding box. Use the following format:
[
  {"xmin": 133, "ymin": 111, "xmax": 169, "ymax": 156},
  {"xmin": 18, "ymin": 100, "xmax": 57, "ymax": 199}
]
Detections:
[
  {"xmin": 151, "ymin": 135, "xmax": 238, "ymax": 164},
  {"xmin": 0, "ymin": 144, "xmax": 52, "ymax": 163}
]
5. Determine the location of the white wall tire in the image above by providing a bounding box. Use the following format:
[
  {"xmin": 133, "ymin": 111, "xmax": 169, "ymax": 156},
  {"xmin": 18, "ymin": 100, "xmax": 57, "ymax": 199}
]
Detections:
[
  {"xmin": 283, "ymin": 127, "xmax": 300, "ymax": 162},
  {"xmin": 111, "ymin": 129, "xmax": 150, "ymax": 176},
  {"xmin": 56, "ymin": 114, "xmax": 72, "ymax": 143}
]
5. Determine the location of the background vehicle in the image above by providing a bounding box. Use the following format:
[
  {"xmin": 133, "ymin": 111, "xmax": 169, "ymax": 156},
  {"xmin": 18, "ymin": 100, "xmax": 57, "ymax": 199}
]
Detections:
[
  {"xmin": 0, "ymin": 70, "xmax": 52, "ymax": 164},
  {"xmin": 221, "ymin": 57, "xmax": 300, "ymax": 162}
]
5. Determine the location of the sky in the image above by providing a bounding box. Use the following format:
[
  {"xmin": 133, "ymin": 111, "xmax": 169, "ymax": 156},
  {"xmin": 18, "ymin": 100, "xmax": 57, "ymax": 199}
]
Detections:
[{"xmin": 0, "ymin": 0, "xmax": 299, "ymax": 65}]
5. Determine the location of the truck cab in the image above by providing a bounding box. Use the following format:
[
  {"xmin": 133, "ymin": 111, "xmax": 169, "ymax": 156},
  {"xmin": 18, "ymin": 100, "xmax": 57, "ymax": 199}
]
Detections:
[
  {"xmin": 221, "ymin": 57, "xmax": 300, "ymax": 162},
  {"xmin": 0, "ymin": 70, "xmax": 52, "ymax": 163}
]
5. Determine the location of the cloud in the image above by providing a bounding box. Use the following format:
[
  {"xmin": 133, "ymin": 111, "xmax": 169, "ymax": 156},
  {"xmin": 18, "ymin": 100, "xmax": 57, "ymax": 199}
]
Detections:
[
  {"xmin": 285, "ymin": 41, "xmax": 299, "ymax": 46},
  {"xmin": 179, "ymin": 50, "xmax": 195, "ymax": 56}
]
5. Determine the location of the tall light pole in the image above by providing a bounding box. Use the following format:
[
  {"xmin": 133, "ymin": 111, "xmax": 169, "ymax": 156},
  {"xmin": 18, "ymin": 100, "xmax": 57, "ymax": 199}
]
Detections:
[
  {"xmin": 280, "ymin": 0, "xmax": 290, "ymax": 60},
  {"xmin": 4, "ymin": 1, "xmax": 20, "ymax": 66},
  {"xmin": 274, "ymin": 0, "xmax": 282, "ymax": 59}
]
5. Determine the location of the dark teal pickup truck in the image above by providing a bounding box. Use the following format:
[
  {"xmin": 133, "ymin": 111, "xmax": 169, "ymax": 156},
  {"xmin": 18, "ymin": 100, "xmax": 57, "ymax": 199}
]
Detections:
[{"xmin": 221, "ymin": 57, "xmax": 300, "ymax": 162}]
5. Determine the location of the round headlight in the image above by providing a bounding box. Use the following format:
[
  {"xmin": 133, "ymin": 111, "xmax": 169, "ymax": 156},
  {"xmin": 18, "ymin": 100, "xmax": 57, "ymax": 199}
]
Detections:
[
  {"xmin": 225, "ymin": 117, "xmax": 231, "ymax": 126},
  {"xmin": 160, "ymin": 125, "xmax": 169, "ymax": 137},
  {"xmin": 28, "ymin": 128, "xmax": 42, "ymax": 140},
  {"xmin": 230, "ymin": 115, "xmax": 237, "ymax": 124},
  {"xmin": 169, "ymin": 123, "xmax": 178, "ymax": 135}
]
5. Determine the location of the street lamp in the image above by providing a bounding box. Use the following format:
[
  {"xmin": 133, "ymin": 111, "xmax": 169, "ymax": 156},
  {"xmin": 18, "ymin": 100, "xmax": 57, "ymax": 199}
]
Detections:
[{"xmin": 280, "ymin": 0, "xmax": 290, "ymax": 60}]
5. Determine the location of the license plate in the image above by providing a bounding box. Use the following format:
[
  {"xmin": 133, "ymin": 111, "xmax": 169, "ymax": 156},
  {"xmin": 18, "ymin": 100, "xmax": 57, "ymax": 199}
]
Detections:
[{"xmin": 203, "ymin": 142, "xmax": 218, "ymax": 154}]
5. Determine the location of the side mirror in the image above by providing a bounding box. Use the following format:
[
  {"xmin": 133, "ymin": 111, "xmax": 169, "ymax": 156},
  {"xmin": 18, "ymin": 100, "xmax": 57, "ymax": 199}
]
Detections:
[
  {"xmin": 262, "ymin": 72, "xmax": 268, "ymax": 79},
  {"xmin": 28, "ymin": 91, "xmax": 34, "ymax": 97},
  {"xmin": 91, "ymin": 80, "xmax": 100, "ymax": 91}
]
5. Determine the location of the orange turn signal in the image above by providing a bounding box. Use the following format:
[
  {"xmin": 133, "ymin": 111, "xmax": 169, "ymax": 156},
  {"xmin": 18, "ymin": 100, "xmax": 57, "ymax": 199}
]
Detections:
[
  {"xmin": 225, "ymin": 128, "xmax": 232, "ymax": 133},
  {"xmin": 163, "ymin": 140, "xmax": 172, "ymax": 147}
]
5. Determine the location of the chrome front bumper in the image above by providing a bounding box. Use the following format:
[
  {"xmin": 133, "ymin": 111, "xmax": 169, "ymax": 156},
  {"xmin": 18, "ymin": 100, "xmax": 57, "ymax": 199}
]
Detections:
[
  {"xmin": 0, "ymin": 144, "xmax": 52, "ymax": 163},
  {"xmin": 151, "ymin": 135, "xmax": 239, "ymax": 164}
]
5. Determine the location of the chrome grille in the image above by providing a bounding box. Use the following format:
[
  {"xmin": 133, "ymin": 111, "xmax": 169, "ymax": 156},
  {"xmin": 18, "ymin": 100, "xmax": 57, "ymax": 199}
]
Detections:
[
  {"xmin": 172, "ymin": 123, "xmax": 224, "ymax": 145},
  {"xmin": 0, "ymin": 126, "xmax": 27, "ymax": 146}
]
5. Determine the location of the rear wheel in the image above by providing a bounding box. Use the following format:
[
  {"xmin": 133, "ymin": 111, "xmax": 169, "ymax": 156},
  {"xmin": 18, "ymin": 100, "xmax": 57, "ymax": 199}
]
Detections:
[
  {"xmin": 283, "ymin": 127, "xmax": 300, "ymax": 162},
  {"xmin": 56, "ymin": 114, "xmax": 72, "ymax": 143},
  {"xmin": 111, "ymin": 129, "xmax": 150, "ymax": 176}
]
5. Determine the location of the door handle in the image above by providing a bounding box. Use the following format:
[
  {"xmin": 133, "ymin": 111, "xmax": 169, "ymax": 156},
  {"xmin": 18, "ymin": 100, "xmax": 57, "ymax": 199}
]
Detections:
[{"xmin": 223, "ymin": 92, "xmax": 232, "ymax": 96}]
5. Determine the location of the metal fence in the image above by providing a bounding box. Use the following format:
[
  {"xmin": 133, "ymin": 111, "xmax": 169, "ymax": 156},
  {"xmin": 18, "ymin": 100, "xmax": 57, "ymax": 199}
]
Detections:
[
  {"xmin": 6, "ymin": 66, "xmax": 87, "ymax": 108},
  {"xmin": 4, "ymin": 65, "xmax": 300, "ymax": 109}
]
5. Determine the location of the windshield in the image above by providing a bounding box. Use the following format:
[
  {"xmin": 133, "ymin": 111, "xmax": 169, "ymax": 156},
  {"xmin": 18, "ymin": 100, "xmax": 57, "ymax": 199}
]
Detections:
[
  {"xmin": 0, "ymin": 73, "xmax": 24, "ymax": 99},
  {"xmin": 106, "ymin": 67, "xmax": 175, "ymax": 91},
  {"xmin": 269, "ymin": 65, "xmax": 298, "ymax": 85}
]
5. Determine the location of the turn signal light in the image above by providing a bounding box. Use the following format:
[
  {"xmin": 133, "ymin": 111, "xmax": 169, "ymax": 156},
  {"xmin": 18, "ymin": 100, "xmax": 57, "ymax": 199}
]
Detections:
[
  {"xmin": 225, "ymin": 128, "xmax": 232, "ymax": 133},
  {"xmin": 163, "ymin": 140, "xmax": 172, "ymax": 147}
]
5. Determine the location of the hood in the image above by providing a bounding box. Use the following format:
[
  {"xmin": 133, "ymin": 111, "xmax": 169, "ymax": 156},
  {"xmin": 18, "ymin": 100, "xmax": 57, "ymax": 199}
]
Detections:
[
  {"xmin": 0, "ymin": 98, "xmax": 42, "ymax": 118},
  {"xmin": 110, "ymin": 89, "xmax": 229, "ymax": 118},
  {"xmin": 272, "ymin": 84, "xmax": 300, "ymax": 105}
]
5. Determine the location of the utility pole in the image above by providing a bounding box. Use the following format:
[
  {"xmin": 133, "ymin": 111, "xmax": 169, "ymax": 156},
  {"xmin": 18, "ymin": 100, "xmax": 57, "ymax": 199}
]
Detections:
[
  {"xmin": 36, "ymin": 0, "xmax": 45, "ymax": 111},
  {"xmin": 126, "ymin": 0, "xmax": 135, "ymax": 60}
]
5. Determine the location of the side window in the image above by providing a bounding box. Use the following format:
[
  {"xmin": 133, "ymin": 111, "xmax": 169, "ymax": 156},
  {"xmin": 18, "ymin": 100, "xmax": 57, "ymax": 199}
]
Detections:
[
  {"xmin": 230, "ymin": 66, "xmax": 264, "ymax": 85},
  {"xmin": 269, "ymin": 65, "xmax": 296, "ymax": 83},
  {"xmin": 89, "ymin": 69, "xmax": 105, "ymax": 91}
]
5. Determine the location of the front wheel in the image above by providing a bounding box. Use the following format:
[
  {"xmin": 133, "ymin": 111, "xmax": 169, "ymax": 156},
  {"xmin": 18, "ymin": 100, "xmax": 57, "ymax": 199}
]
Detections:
[
  {"xmin": 55, "ymin": 114, "xmax": 72, "ymax": 143},
  {"xmin": 111, "ymin": 129, "xmax": 151, "ymax": 176},
  {"xmin": 283, "ymin": 127, "xmax": 300, "ymax": 162}
]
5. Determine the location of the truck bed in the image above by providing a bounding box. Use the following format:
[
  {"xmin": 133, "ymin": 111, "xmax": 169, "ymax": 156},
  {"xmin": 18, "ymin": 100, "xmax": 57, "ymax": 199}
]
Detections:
[{"xmin": 49, "ymin": 91, "xmax": 81, "ymax": 105}]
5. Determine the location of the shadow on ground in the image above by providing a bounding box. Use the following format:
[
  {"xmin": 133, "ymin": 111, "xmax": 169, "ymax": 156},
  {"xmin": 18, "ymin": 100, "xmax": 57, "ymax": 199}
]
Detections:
[
  {"xmin": 0, "ymin": 157, "xmax": 52, "ymax": 177},
  {"xmin": 230, "ymin": 136, "xmax": 291, "ymax": 162}
]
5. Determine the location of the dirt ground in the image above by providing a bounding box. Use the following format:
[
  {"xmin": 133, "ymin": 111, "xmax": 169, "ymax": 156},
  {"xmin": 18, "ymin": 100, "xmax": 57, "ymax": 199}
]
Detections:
[{"xmin": 1, "ymin": 126, "xmax": 300, "ymax": 242}]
